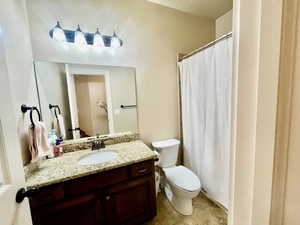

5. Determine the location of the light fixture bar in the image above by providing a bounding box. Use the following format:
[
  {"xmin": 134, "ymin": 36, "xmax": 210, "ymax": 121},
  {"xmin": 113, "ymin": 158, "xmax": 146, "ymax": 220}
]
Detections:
[{"xmin": 49, "ymin": 23, "xmax": 123, "ymax": 48}]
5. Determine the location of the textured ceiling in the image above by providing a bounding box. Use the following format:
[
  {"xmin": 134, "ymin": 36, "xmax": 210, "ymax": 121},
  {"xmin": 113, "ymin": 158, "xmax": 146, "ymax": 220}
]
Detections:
[{"xmin": 147, "ymin": 0, "xmax": 233, "ymax": 19}]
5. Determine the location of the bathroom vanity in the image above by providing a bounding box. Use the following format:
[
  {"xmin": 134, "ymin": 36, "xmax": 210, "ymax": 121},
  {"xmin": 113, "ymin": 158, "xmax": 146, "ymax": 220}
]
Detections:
[{"xmin": 25, "ymin": 141, "xmax": 157, "ymax": 225}]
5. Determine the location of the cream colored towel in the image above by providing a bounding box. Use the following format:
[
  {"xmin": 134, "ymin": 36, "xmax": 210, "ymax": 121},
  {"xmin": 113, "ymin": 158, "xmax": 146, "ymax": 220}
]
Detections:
[
  {"xmin": 28, "ymin": 121, "xmax": 50, "ymax": 162},
  {"xmin": 57, "ymin": 114, "xmax": 66, "ymax": 139},
  {"xmin": 51, "ymin": 111, "xmax": 58, "ymax": 132},
  {"xmin": 51, "ymin": 114, "xmax": 66, "ymax": 139}
]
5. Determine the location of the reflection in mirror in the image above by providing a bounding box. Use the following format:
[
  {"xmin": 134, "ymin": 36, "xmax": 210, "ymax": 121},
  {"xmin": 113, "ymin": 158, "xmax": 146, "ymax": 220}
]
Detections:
[
  {"xmin": 74, "ymin": 75, "xmax": 109, "ymax": 137},
  {"xmin": 34, "ymin": 61, "xmax": 138, "ymax": 140}
]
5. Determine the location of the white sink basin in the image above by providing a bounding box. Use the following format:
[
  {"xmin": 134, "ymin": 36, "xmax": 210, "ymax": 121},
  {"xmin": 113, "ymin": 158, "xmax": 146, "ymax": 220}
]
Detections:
[{"xmin": 78, "ymin": 151, "xmax": 118, "ymax": 165}]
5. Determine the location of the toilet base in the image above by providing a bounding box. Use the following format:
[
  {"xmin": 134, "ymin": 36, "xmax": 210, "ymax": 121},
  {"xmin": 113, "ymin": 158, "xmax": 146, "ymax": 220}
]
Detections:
[{"xmin": 164, "ymin": 184, "xmax": 195, "ymax": 216}]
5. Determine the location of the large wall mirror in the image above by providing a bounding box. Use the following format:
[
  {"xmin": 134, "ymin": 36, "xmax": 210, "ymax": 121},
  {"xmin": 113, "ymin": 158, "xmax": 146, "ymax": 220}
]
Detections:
[{"xmin": 34, "ymin": 61, "xmax": 138, "ymax": 140}]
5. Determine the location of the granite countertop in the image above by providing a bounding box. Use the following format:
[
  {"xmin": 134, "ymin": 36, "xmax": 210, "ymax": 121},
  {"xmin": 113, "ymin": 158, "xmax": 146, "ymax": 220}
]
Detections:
[{"xmin": 25, "ymin": 140, "xmax": 157, "ymax": 189}]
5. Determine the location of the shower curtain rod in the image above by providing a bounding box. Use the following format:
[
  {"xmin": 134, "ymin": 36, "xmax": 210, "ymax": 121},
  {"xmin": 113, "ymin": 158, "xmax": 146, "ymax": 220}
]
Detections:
[{"xmin": 178, "ymin": 32, "xmax": 232, "ymax": 62}]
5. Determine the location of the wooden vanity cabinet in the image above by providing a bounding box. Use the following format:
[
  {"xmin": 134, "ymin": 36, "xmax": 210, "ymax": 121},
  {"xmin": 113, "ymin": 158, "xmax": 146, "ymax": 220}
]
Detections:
[
  {"xmin": 29, "ymin": 160, "xmax": 156, "ymax": 225},
  {"xmin": 31, "ymin": 193, "xmax": 100, "ymax": 225},
  {"xmin": 104, "ymin": 176, "xmax": 156, "ymax": 225}
]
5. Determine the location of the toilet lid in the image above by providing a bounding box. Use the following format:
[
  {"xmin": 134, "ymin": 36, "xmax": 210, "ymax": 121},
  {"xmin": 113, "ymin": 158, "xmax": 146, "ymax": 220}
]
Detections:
[
  {"xmin": 163, "ymin": 166, "xmax": 201, "ymax": 192},
  {"xmin": 152, "ymin": 139, "xmax": 180, "ymax": 149}
]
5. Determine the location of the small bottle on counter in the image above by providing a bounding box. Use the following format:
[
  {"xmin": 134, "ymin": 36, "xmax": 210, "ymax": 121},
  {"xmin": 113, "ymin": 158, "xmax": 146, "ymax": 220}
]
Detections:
[
  {"xmin": 53, "ymin": 137, "xmax": 64, "ymax": 157},
  {"xmin": 47, "ymin": 130, "xmax": 57, "ymax": 159}
]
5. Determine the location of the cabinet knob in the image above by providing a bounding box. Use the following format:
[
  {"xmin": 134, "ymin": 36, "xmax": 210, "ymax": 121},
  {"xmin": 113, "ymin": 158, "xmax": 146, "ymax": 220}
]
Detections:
[{"xmin": 106, "ymin": 196, "xmax": 110, "ymax": 200}]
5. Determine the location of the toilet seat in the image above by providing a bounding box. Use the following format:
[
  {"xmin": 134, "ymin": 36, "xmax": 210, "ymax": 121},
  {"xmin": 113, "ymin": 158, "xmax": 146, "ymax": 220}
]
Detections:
[{"xmin": 163, "ymin": 166, "xmax": 201, "ymax": 192}]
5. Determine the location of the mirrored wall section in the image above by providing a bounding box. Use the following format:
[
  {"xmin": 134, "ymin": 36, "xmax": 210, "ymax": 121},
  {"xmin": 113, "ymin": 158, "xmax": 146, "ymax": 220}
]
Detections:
[{"xmin": 34, "ymin": 61, "xmax": 138, "ymax": 140}]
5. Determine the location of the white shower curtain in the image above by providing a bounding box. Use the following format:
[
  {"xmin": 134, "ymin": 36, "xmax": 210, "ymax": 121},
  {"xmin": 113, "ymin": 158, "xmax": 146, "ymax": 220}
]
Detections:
[{"xmin": 179, "ymin": 37, "xmax": 232, "ymax": 208}]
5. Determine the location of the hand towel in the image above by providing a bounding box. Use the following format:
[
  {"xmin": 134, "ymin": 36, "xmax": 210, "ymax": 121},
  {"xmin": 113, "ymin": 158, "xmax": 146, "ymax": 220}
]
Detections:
[
  {"xmin": 51, "ymin": 114, "xmax": 66, "ymax": 139},
  {"xmin": 51, "ymin": 111, "xmax": 58, "ymax": 132},
  {"xmin": 57, "ymin": 114, "xmax": 66, "ymax": 139},
  {"xmin": 28, "ymin": 121, "xmax": 50, "ymax": 162}
]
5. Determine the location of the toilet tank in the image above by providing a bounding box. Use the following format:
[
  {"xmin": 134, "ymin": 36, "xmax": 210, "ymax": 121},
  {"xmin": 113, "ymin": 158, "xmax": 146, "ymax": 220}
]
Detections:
[{"xmin": 152, "ymin": 139, "xmax": 180, "ymax": 168}]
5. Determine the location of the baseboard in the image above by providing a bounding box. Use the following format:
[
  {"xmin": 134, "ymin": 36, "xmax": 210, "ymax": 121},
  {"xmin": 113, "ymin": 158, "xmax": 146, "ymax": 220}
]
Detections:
[{"xmin": 200, "ymin": 189, "xmax": 228, "ymax": 214}]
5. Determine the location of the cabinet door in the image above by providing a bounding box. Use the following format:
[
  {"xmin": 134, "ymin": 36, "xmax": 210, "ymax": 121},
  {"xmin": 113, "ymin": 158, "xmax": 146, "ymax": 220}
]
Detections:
[
  {"xmin": 31, "ymin": 193, "xmax": 102, "ymax": 225},
  {"xmin": 104, "ymin": 176, "xmax": 156, "ymax": 225}
]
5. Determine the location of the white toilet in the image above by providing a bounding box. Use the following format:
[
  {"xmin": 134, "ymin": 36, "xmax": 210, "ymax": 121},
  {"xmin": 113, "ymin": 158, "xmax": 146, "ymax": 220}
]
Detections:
[{"xmin": 152, "ymin": 139, "xmax": 201, "ymax": 215}]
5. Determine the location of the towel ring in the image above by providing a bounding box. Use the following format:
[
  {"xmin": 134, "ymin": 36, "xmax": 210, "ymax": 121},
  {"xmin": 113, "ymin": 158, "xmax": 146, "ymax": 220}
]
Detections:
[
  {"xmin": 30, "ymin": 107, "xmax": 41, "ymax": 129},
  {"xmin": 49, "ymin": 104, "xmax": 61, "ymax": 119},
  {"xmin": 21, "ymin": 104, "xmax": 41, "ymax": 129},
  {"xmin": 53, "ymin": 107, "xmax": 61, "ymax": 118}
]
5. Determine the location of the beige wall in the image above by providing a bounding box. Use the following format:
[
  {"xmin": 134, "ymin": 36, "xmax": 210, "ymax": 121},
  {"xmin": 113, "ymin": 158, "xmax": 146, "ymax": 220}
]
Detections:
[
  {"xmin": 216, "ymin": 10, "xmax": 233, "ymax": 38},
  {"xmin": 26, "ymin": 0, "xmax": 215, "ymax": 144}
]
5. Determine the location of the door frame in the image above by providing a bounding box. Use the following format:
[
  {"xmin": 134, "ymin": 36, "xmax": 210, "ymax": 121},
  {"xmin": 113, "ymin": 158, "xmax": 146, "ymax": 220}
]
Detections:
[
  {"xmin": 0, "ymin": 29, "xmax": 32, "ymax": 225},
  {"xmin": 229, "ymin": 0, "xmax": 284, "ymax": 224},
  {"xmin": 65, "ymin": 64, "xmax": 115, "ymax": 138},
  {"xmin": 270, "ymin": 0, "xmax": 300, "ymax": 224}
]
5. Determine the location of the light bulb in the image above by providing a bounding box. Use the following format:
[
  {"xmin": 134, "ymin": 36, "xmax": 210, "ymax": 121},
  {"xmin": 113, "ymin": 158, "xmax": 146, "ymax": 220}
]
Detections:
[
  {"xmin": 52, "ymin": 21, "xmax": 66, "ymax": 42},
  {"xmin": 93, "ymin": 28, "xmax": 105, "ymax": 47},
  {"xmin": 74, "ymin": 25, "xmax": 87, "ymax": 45},
  {"xmin": 110, "ymin": 32, "xmax": 121, "ymax": 48}
]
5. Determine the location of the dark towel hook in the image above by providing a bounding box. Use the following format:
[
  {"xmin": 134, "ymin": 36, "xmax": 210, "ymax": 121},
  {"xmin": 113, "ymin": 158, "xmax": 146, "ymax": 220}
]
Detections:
[
  {"xmin": 49, "ymin": 104, "xmax": 61, "ymax": 119},
  {"xmin": 21, "ymin": 104, "xmax": 41, "ymax": 129},
  {"xmin": 120, "ymin": 104, "xmax": 137, "ymax": 109}
]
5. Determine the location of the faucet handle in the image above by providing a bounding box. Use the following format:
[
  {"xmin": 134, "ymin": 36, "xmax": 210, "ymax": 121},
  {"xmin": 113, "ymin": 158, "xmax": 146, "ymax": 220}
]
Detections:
[
  {"xmin": 99, "ymin": 137, "xmax": 113, "ymax": 148},
  {"xmin": 91, "ymin": 141, "xmax": 96, "ymax": 150},
  {"xmin": 100, "ymin": 140, "xmax": 106, "ymax": 149}
]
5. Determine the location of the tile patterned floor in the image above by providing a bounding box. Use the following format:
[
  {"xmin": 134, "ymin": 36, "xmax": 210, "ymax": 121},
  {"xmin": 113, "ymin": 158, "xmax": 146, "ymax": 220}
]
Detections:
[{"xmin": 146, "ymin": 192, "xmax": 227, "ymax": 225}]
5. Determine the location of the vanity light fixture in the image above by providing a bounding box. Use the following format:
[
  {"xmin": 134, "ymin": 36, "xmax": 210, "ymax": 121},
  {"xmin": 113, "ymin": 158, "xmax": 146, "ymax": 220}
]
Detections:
[
  {"xmin": 52, "ymin": 21, "xmax": 66, "ymax": 42},
  {"xmin": 110, "ymin": 32, "xmax": 121, "ymax": 48},
  {"xmin": 74, "ymin": 25, "xmax": 87, "ymax": 46},
  {"xmin": 49, "ymin": 22, "xmax": 123, "ymax": 48},
  {"xmin": 93, "ymin": 28, "xmax": 105, "ymax": 47}
]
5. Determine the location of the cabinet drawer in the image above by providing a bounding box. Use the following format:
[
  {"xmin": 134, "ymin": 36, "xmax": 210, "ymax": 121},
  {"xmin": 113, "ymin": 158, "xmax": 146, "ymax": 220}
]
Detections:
[
  {"xmin": 130, "ymin": 160, "xmax": 154, "ymax": 178},
  {"xmin": 65, "ymin": 167, "xmax": 129, "ymax": 196},
  {"xmin": 30, "ymin": 184, "xmax": 64, "ymax": 207}
]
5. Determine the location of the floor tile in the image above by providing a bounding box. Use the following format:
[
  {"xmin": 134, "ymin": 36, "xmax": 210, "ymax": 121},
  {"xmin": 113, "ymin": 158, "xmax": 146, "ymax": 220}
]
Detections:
[{"xmin": 146, "ymin": 192, "xmax": 227, "ymax": 225}]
